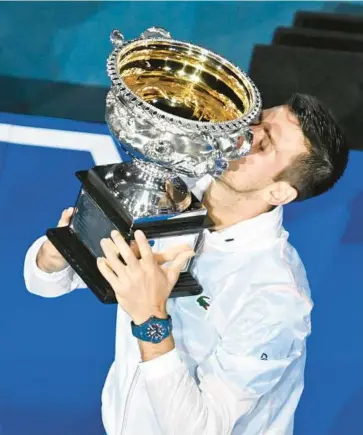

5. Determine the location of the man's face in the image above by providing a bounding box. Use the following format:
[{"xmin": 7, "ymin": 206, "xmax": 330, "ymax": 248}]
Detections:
[{"xmin": 219, "ymin": 105, "xmax": 308, "ymax": 200}]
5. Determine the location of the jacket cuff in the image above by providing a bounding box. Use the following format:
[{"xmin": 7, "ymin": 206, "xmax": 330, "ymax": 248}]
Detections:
[
  {"xmin": 139, "ymin": 348, "xmax": 184, "ymax": 380},
  {"xmin": 29, "ymin": 236, "xmax": 72, "ymax": 282}
]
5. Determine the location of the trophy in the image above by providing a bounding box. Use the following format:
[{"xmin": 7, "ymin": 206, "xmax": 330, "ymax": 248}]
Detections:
[{"xmin": 46, "ymin": 27, "xmax": 262, "ymax": 304}]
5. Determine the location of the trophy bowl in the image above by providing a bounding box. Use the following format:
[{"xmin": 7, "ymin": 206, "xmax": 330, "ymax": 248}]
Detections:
[
  {"xmin": 106, "ymin": 27, "xmax": 261, "ymax": 177},
  {"xmin": 46, "ymin": 27, "xmax": 262, "ymax": 304}
]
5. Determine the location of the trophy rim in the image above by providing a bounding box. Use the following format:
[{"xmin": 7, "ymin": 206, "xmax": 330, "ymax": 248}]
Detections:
[{"xmin": 106, "ymin": 36, "xmax": 262, "ymax": 134}]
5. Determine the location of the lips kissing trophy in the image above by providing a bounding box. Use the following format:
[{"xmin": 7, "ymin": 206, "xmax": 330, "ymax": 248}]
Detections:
[{"xmin": 46, "ymin": 27, "xmax": 262, "ymax": 303}]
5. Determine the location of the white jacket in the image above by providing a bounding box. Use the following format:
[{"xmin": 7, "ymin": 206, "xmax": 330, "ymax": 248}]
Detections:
[{"xmin": 24, "ymin": 204, "xmax": 313, "ymax": 435}]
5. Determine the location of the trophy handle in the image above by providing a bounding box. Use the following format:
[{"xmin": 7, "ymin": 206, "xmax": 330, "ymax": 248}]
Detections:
[
  {"xmin": 110, "ymin": 29, "xmax": 125, "ymax": 48},
  {"xmin": 140, "ymin": 27, "xmax": 172, "ymax": 40}
]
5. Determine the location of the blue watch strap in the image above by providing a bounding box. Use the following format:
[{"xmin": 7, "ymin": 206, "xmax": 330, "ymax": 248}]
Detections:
[{"xmin": 131, "ymin": 315, "xmax": 173, "ymax": 343}]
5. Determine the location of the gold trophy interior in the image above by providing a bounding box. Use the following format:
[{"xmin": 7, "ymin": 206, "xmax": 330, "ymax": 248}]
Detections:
[{"xmin": 117, "ymin": 39, "xmax": 256, "ymax": 123}]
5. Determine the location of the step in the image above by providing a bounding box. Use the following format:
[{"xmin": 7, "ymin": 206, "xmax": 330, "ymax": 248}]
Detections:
[
  {"xmin": 273, "ymin": 26, "xmax": 363, "ymax": 53},
  {"xmin": 294, "ymin": 11, "xmax": 363, "ymax": 35},
  {"xmin": 248, "ymin": 44, "xmax": 363, "ymax": 151}
]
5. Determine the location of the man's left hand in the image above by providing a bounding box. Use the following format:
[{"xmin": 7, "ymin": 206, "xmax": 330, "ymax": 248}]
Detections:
[{"xmin": 97, "ymin": 230, "xmax": 195, "ymax": 325}]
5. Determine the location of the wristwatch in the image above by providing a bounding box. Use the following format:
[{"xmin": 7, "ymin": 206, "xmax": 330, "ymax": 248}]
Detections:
[{"xmin": 131, "ymin": 315, "xmax": 173, "ymax": 343}]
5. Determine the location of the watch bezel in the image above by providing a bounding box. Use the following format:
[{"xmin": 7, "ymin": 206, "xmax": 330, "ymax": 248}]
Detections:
[{"xmin": 131, "ymin": 315, "xmax": 173, "ymax": 343}]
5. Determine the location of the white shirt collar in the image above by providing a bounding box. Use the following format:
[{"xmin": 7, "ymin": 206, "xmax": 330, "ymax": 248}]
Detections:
[{"xmin": 208, "ymin": 206, "xmax": 283, "ymax": 247}]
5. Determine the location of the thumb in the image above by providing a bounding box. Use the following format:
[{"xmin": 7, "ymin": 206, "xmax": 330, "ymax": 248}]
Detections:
[
  {"xmin": 155, "ymin": 244, "xmax": 193, "ymax": 265},
  {"xmin": 166, "ymin": 250, "xmax": 195, "ymax": 278}
]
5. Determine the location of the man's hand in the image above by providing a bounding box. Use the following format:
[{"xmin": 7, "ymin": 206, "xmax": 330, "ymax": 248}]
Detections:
[
  {"xmin": 97, "ymin": 230, "xmax": 194, "ymax": 325},
  {"xmin": 36, "ymin": 207, "xmax": 74, "ymax": 273}
]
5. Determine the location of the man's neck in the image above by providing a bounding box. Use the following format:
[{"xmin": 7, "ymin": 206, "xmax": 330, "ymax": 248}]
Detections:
[{"xmin": 203, "ymin": 179, "xmax": 272, "ymax": 230}]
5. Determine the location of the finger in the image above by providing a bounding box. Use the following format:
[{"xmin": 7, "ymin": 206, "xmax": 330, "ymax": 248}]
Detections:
[
  {"xmin": 130, "ymin": 241, "xmax": 141, "ymax": 259},
  {"xmin": 130, "ymin": 239, "xmax": 191, "ymax": 265},
  {"xmin": 134, "ymin": 230, "xmax": 154, "ymax": 265},
  {"xmin": 110, "ymin": 230, "xmax": 138, "ymax": 270},
  {"xmin": 167, "ymin": 251, "xmax": 195, "ymax": 275},
  {"xmin": 130, "ymin": 240, "xmax": 159, "ymax": 259},
  {"xmin": 154, "ymin": 244, "xmax": 193, "ymax": 265},
  {"xmin": 97, "ymin": 257, "xmax": 120, "ymax": 290},
  {"xmin": 100, "ymin": 238, "xmax": 126, "ymax": 277},
  {"xmin": 57, "ymin": 207, "xmax": 74, "ymax": 227}
]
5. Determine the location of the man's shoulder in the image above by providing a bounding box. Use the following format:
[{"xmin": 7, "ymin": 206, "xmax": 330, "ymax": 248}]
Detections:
[
  {"xmin": 212, "ymin": 236, "xmax": 313, "ymax": 325},
  {"xmin": 244, "ymin": 235, "xmax": 310, "ymax": 297}
]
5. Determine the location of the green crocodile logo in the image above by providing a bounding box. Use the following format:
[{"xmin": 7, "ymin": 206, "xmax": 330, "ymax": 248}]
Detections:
[{"xmin": 197, "ymin": 295, "xmax": 211, "ymax": 310}]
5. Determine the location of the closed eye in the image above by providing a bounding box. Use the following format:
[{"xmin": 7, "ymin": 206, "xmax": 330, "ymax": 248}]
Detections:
[{"xmin": 259, "ymin": 139, "xmax": 267, "ymax": 152}]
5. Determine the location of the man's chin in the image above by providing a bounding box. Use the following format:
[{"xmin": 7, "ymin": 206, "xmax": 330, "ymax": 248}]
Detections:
[
  {"xmin": 216, "ymin": 174, "xmax": 261, "ymax": 196},
  {"xmin": 216, "ymin": 174, "xmax": 236, "ymax": 191}
]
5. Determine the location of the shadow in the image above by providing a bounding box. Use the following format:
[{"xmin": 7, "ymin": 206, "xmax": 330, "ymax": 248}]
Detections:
[
  {"xmin": 0, "ymin": 142, "xmax": 8, "ymax": 184},
  {"xmin": 0, "ymin": 75, "xmax": 108, "ymax": 123},
  {"xmin": 327, "ymin": 387, "xmax": 363, "ymax": 435},
  {"xmin": 341, "ymin": 190, "xmax": 363, "ymax": 245}
]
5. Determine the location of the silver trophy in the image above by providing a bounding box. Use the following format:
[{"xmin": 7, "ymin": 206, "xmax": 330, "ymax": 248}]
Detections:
[{"xmin": 46, "ymin": 27, "xmax": 262, "ymax": 303}]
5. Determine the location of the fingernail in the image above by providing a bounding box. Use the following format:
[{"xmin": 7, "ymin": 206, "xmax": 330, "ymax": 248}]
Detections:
[{"xmin": 111, "ymin": 230, "xmax": 119, "ymax": 238}]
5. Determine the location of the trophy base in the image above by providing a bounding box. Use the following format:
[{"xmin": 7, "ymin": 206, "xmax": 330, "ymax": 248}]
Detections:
[
  {"xmin": 47, "ymin": 226, "xmax": 203, "ymax": 304},
  {"xmin": 46, "ymin": 163, "xmax": 212, "ymax": 304}
]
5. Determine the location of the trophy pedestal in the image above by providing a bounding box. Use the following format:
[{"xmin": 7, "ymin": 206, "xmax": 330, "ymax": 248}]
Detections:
[{"xmin": 47, "ymin": 164, "xmax": 213, "ymax": 304}]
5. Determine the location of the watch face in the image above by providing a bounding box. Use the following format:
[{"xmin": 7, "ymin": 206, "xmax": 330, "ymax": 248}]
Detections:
[{"xmin": 147, "ymin": 323, "xmax": 164, "ymax": 341}]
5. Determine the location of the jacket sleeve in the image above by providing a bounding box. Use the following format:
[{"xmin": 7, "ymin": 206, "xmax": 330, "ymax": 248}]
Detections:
[
  {"xmin": 138, "ymin": 286, "xmax": 312, "ymax": 435},
  {"xmin": 24, "ymin": 235, "xmax": 87, "ymax": 297}
]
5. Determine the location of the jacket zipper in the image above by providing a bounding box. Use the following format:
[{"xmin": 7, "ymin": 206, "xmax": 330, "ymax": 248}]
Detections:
[{"xmin": 120, "ymin": 367, "xmax": 141, "ymax": 435}]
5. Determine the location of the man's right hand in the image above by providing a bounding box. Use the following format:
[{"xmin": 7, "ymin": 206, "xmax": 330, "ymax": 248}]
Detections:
[{"xmin": 36, "ymin": 207, "xmax": 74, "ymax": 273}]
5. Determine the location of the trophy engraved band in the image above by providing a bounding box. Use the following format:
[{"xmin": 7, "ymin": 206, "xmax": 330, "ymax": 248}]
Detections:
[{"xmin": 46, "ymin": 27, "xmax": 262, "ymax": 304}]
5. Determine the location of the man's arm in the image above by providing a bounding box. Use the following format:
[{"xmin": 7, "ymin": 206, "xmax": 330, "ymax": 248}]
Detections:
[
  {"xmin": 139, "ymin": 335, "xmax": 175, "ymax": 362},
  {"xmin": 136, "ymin": 286, "xmax": 312, "ymax": 435},
  {"xmin": 24, "ymin": 208, "xmax": 86, "ymax": 297}
]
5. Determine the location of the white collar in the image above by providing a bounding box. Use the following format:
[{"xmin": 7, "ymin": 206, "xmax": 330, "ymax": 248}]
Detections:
[
  {"xmin": 208, "ymin": 206, "xmax": 283, "ymax": 246},
  {"xmin": 201, "ymin": 206, "xmax": 283, "ymax": 252}
]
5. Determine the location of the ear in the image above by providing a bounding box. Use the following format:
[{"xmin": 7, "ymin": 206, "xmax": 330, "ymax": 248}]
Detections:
[{"xmin": 265, "ymin": 181, "xmax": 298, "ymax": 206}]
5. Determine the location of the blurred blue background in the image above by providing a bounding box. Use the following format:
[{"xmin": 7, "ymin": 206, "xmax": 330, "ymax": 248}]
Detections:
[{"xmin": 0, "ymin": 2, "xmax": 362, "ymax": 435}]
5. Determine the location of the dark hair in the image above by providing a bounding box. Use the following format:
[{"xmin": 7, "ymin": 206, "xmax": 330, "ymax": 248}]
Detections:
[{"xmin": 274, "ymin": 93, "xmax": 349, "ymax": 201}]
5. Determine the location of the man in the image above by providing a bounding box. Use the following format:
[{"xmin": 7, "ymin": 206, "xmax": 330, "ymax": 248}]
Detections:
[{"xmin": 24, "ymin": 93, "xmax": 348, "ymax": 435}]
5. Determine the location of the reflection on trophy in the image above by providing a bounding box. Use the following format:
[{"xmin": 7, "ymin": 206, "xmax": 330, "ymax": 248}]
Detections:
[{"xmin": 46, "ymin": 27, "xmax": 262, "ymax": 303}]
